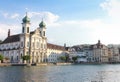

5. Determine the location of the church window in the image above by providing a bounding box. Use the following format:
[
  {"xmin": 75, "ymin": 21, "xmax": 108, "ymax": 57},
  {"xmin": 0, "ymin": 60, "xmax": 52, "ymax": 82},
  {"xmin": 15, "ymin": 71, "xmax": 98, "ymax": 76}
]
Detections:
[
  {"xmin": 21, "ymin": 42, "xmax": 23, "ymax": 47},
  {"xmin": 32, "ymin": 52, "xmax": 34, "ymax": 55},
  {"xmin": 41, "ymin": 44, "xmax": 43, "ymax": 48},
  {"xmin": 44, "ymin": 44, "xmax": 46, "ymax": 49},
  {"xmin": 32, "ymin": 42, "xmax": 34, "ymax": 47},
  {"xmin": 21, "ymin": 54, "xmax": 22, "ymax": 58},
  {"xmin": 37, "ymin": 42, "xmax": 39, "ymax": 48},
  {"xmin": 17, "ymin": 56, "xmax": 19, "ymax": 60},
  {"xmin": 36, "ymin": 52, "xmax": 38, "ymax": 55},
  {"xmin": 40, "ymin": 31, "xmax": 42, "ymax": 36},
  {"xmin": 27, "ymin": 27, "xmax": 29, "ymax": 33},
  {"xmin": 27, "ymin": 42, "xmax": 29, "ymax": 47},
  {"xmin": 43, "ymin": 31, "xmax": 45, "ymax": 36},
  {"xmin": 26, "ymin": 52, "xmax": 29, "ymax": 55},
  {"xmin": 11, "ymin": 56, "xmax": 13, "ymax": 62},
  {"xmin": 22, "ymin": 27, "xmax": 24, "ymax": 33}
]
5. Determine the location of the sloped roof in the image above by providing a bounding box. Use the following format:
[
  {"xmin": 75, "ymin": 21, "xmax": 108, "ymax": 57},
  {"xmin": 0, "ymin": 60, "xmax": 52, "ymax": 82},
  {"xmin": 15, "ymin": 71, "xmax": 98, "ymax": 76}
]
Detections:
[
  {"xmin": 1, "ymin": 34, "xmax": 20, "ymax": 44},
  {"xmin": 47, "ymin": 43, "xmax": 65, "ymax": 51}
]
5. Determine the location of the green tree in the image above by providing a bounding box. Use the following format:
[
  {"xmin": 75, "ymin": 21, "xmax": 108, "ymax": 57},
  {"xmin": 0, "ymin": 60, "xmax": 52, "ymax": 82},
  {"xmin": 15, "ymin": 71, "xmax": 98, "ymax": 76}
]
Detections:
[
  {"xmin": 22, "ymin": 55, "xmax": 30, "ymax": 63},
  {"xmin": 59, "ymin": 56, "xmax": 66, "ymax": 62},
  {"xmin": 65, "ymin": 53, "xmax": 70, "ymax": 62},
  {"xmin": 72, "ymin": 56, "xmax": 78, "ymax": 63},
  {"xmin": 0, "ymin": 54, "xmax": 4, "ymax": 60}
]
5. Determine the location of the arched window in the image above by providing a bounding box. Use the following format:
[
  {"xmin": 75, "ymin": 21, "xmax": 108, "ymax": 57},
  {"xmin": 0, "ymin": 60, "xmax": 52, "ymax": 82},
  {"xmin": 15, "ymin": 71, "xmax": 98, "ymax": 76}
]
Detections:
[
  {"xmin": 21, "ymin": 54, "xmax": 22, "ymax": 58},
  {"xmin": 27, "ymin": 27, "xmax": 29, "ymax": 33},
  {"xmin": 17, "ymin": 56, "xmax": 19, "ymax": 60},
  {"xmin": 22, "ymin": 27, "xmax": 24, "ymax": 33},
  {"xmin": 40, "ymin": 31, "xmax": 42, "ymax": 36},
  {"xmin": 43, "ymin": 31, "xmax": 45, "ymax": 36}
]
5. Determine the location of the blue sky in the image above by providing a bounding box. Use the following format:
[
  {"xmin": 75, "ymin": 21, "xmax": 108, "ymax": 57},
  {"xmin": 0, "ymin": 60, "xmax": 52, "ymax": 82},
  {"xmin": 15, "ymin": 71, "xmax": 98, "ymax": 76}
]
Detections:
[{"xmin": 0, "ymin": 0, "xmax": 120, "ymax": 46}]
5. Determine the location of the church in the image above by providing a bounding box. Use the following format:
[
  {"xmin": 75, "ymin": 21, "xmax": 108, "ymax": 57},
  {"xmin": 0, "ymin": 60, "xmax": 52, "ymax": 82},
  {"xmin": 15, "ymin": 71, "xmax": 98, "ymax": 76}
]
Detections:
[{"xmin": 0, "ymin": 13, "xmax": 66, "ymax": 63}]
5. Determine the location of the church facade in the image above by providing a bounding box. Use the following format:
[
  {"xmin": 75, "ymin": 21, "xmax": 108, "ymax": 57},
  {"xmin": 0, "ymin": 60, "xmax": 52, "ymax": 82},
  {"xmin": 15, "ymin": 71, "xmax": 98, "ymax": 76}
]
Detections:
[{"xmin": 0, "ymin": 13, "xmax": 66, "ymax": 63}]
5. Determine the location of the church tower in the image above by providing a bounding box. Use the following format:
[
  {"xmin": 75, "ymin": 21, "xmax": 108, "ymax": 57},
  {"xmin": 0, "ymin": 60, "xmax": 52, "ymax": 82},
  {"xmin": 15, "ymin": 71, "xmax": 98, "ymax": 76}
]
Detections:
[
  {"xmin": 39, "ymin": 20, "xmax": 46, "ymax": 37},
  {"xmin": 22, "ymin": 12, "xmax": 30, "ymax": 34},
  {"xmin": 21, "ymin": 12, "xmax": 31, "ymax": 60},
  {"xmin": 39, "ymin": 20, "xmax": 47, "ymax": 62}
]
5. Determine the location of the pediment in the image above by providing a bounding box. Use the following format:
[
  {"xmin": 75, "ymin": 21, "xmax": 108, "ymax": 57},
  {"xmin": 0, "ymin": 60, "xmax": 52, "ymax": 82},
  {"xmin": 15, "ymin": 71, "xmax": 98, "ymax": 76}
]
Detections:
[{"xmin": 34, "ymin": 28, "xmax": 40, "ymax": 35}]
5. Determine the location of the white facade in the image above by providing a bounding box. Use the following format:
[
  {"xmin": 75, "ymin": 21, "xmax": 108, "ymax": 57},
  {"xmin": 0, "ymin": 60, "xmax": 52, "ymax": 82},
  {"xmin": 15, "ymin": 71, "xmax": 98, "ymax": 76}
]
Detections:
[
  {"xmin": 47, "ymin": 43, "xmax": 66, "ymax": 63},
  {"xmin": 0, "ymin": 13, "xmax": 66, "ymax": 63},
  {"xmin": 76, "ymin": 52, "xmax": 87, "ymax": 63},
  {"xmin": 0, "ymin": 13, "xmax": 47, "ymax": 63}
]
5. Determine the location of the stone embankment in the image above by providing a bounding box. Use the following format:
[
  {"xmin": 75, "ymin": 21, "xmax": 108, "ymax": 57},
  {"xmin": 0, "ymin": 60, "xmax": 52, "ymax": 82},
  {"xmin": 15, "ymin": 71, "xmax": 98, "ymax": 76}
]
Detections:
[
  {"xmin": 55, "ymin": 63, "xmax": 73, "ymax": 65},
  {"xmin": 0, "ymin": 63, "xmax": 11, "ymax": 66},
  {"xmin": 0, "ymin": 62, "xmax": 113, "ymax": 67}
]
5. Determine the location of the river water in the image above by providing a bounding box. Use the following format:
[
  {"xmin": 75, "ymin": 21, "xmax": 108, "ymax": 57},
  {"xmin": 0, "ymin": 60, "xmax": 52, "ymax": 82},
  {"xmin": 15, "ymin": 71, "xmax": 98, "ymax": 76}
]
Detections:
[{"xmin": 0, "ymin": 64, "xmax": 120, "ymax": 82}]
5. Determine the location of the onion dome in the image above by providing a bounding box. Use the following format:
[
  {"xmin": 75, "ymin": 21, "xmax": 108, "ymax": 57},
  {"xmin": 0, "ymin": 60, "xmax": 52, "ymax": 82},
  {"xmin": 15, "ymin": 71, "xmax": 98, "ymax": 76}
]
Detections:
[
  {"xmin": 39, "ymin": 21, "xmax": 46, "ymax": 28},
  {"xmin": 22, "ymin": 13, "xmax": 30, "ymax": 23}
]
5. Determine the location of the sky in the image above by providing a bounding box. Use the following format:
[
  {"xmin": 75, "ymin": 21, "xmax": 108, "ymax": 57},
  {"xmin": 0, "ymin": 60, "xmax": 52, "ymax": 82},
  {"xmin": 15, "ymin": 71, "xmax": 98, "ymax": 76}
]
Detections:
[{"xmin": 0, "ymin": 0, "xmax": 120, "ymax": 46}]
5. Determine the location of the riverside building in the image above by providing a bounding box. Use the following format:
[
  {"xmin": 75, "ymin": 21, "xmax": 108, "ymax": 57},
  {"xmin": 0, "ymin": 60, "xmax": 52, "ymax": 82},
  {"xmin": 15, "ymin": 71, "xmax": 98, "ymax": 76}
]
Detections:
[{"xmin": 69, "ymin": 40, "xmax": 109, "ymax": 63}]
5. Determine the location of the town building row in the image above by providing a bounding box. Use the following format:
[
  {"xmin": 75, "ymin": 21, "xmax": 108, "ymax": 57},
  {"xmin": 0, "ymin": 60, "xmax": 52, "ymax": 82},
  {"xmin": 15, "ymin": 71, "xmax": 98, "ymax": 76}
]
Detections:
[{"xmin": 67, "ymin": 40, "xmax": 120, "ymax": 63}]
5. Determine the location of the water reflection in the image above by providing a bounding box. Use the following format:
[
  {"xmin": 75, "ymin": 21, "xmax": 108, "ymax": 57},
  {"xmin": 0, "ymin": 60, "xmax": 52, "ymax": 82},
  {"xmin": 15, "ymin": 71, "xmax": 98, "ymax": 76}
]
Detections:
[{"xmin": 0, "ymin": 65, "xmax": 120, "ymax": 82}]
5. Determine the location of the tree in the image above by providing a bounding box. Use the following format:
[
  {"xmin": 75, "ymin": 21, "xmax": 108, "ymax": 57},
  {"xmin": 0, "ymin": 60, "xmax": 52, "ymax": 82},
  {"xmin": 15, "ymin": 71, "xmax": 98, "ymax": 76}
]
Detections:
[
  {"xmin": 59, "ymin": 56, "xmax": 66, "ymax": 62},
  {"xmin": 72, "ymin": 56, "xmax": 78, "ymax": 63},
  {"xmin": 0, "ymin": 54, "xmax": 4, "ymax": 60},
  {"xmin": 22, "ymin": 55, "xmax": 30, "ymax": 63},
  {"xmin": 65, "ymin": 53, "xmax": 70, "ymax": 62},
  {"xmin": 0, "ymin": 54, "xmax": 4, "ymax": 63}
]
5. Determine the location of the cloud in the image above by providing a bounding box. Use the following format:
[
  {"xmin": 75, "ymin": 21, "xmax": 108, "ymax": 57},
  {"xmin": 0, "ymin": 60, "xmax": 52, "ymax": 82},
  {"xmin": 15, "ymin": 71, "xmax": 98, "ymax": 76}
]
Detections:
[
  {"xmin": 1, "ymin": 12, "xmax": 20, "ymax": 19},
  {"xmin": 1, "ymin": 0, "xmax": 120, "ymax": 45},
  {"xmin": 2, "ymin": 13, "xmax": 9, "ymax": 18},
  {"xmin": 49, "ymin": 0, "xmax": 120, "ymax": 45},
  {"xmin": 10, "ymin": 13, "xmax": 19, "ymax": 19},
  {"xmin": 0, "ymin": 23, "xmax": 21, "ymax": 40},
  {"xmin": 28, "ymin": 11, "xmax": 59, "ymax": 23},
  {"xmin": 100, "ymin": 0, "xmax": 120, "ymax": 20},
  {"xmin": 24, "ymin": 11, "xmax": 60, "ymax": 30}
]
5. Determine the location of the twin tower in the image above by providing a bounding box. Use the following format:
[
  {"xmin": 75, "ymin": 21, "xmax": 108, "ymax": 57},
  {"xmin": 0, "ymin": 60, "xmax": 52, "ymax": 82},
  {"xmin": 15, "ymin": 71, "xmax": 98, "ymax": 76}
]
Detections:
[
  {"xmin": 21, "ymin": 13, "xmax": 47, "ymax": 63},
  {"xmin": 22, "ymin": 12, "xmax": 46, "ymax": 37}
]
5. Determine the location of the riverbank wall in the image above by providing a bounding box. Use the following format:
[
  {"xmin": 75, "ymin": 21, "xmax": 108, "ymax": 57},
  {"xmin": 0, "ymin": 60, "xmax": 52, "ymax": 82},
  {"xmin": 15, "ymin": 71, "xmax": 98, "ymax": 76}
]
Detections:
[{"xmin": 0, "ymin": 62, "xmax": 120, "ymax": 67}]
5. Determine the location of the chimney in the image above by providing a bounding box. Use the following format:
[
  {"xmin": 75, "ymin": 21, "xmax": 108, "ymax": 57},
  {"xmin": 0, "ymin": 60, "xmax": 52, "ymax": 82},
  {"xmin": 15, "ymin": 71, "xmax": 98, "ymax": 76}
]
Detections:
[{"xmin": 8, "ymin": 29, "xmax": 10, "ymax": 37}]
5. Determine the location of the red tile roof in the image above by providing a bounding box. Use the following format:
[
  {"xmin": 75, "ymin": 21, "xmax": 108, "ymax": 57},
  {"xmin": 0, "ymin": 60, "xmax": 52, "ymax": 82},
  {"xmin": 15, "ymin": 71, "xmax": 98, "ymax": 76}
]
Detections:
[
  {"xmin": 1, "ymin": 34, "xmax": 20, "ymax": 44},
  {"xmin": 47, "ymin": 43, "xmax": 65, "ymax": 51}
]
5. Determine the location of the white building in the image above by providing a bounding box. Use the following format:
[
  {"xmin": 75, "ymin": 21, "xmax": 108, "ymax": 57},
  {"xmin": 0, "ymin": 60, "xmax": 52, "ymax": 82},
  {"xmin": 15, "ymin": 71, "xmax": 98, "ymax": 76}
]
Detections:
[
  {"xmin": 76, "ymin": 52, "xmax": 87, "ymax": 63},
  {"xmin": 47, "ymin": 43, "xmax": 66, "ymax": 63},
  {"xmin": 68, "ymin": 46, "xmax": 88, "ymax": 62},
  {"xmin": 0, "ymin": 13, "xmax": 66, "ymax": 63}
]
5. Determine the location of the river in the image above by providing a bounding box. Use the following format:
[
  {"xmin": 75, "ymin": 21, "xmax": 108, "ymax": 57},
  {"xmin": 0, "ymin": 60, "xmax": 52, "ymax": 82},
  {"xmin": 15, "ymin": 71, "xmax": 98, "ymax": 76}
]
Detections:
[{"xmin": 0, "ymin": 64, "xmax": 120, "ymax": 82}]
